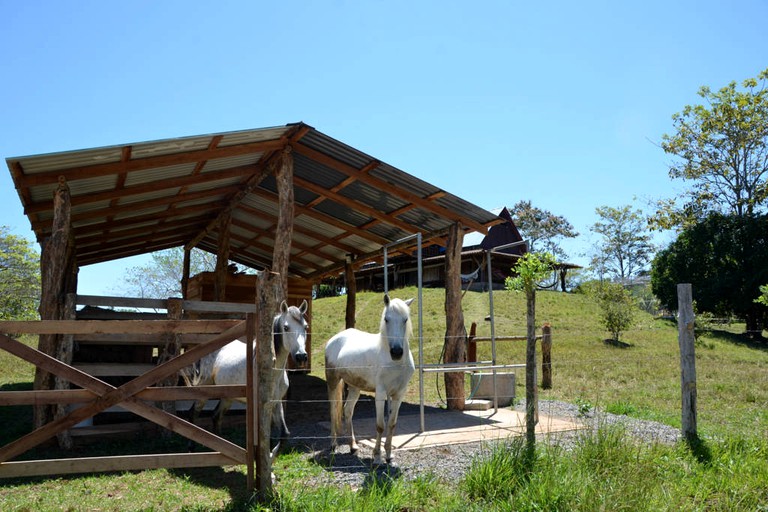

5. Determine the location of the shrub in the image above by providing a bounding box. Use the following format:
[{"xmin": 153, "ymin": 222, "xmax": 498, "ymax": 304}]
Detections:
[{"xmin": 590, "ymin": 281, "xmax": 637, "ymax": 342}]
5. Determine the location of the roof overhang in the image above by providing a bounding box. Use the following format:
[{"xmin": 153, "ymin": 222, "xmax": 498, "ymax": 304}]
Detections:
[{"xmin": 7, "ymin": 122, "xmax": 503, "ymax": 281}]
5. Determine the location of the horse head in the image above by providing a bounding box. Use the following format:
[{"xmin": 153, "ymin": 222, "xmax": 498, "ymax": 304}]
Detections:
[
  {"xmin": 274, "ymin": 299, "xmax": 309, "ymax": 365},
  {"xmin": 381, "ymin": 294, "xmax": 414, "ymax": 361}
]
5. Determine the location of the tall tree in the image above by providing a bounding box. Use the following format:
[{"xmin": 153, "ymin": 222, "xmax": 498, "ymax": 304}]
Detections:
[
  {"xmin": 0, "ymin": 226, "xmax": 41, "ymax": 320},
  {"xmin": 510, "ymin": 200, "xmax": 578, "ymax": 261},
  {"xmin": 652, "ymin": 68, "xmax": 768, "ymax": 230},
  {"xmin": 590, "ymin": 205, "xmax": 653, "ymax": 283},
  {"xmin": 119, "ymin": 247, "xmax": 219, "ymax": 298},
  {"xmin": 652, "ymin": 213, "xmax": 768, "ymax": 337}
]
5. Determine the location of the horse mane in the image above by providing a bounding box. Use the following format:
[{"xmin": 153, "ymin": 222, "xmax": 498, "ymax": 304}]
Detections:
[{"xmin": 272, "ymin": 313, "xmax": 283, "ymax": 355}]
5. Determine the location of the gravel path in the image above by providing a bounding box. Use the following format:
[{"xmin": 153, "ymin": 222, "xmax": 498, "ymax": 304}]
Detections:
[{"xmin": 280, "ymin": 375, "xmax": 682, "ymax": 489}]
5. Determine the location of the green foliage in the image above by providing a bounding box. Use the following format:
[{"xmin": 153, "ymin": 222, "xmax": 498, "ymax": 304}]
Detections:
[
  {"xmin": 510, "ymin": 200, "xmax": 578, "ymax": 261},
  {"xmin": 575, "ymin": 397, "xmax": 594, "ymax": 417},
  {"xmin": 756, "ymin": 284, "xmax": 768, "ymax": 307},
  {"xmin": 651, "ymin": 213, "xmax": 768, "ymax": 334},
  {"xmin": 653, "ymin": 68, "xmax": 768, "ymax": 229},
  {"xmin": 587, "ymin": 281, "xmax": 637, "ymax": 342},
  {"xmin": 590, "ymin": 204, "xmax": 654, "ymax": 282},
  {"xmin": 462, "ymin": 436, "xmax": 533, "ymax": 502},
  {"xmin": 117, "ymin": 247, "xmax": 252, "ymax": 298},
  {"xmin": 505, "ymin": 251, "xmax": 558, "ymax": 293},
  {"xmin": 0, "ymin": 226, "xmax": 40, "ymax": 320}
]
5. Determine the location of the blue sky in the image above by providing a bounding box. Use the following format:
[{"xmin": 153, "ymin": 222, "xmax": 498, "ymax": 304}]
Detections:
[{"xmin": 2, "ymin": 1, "xmax": 766, "ymax": 295}]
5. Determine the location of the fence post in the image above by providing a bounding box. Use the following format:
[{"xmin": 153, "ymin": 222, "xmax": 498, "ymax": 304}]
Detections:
[
  {"xmin": 525, "ymin": 288, "xmax": 538, "ymax": 447},
  {"xmin": 677, "ymin": 283, "xmax": 697, "ymax": 441},
  {"xmin": 541, "ymin": 323, "xmax": 552, "ymax": 389}
]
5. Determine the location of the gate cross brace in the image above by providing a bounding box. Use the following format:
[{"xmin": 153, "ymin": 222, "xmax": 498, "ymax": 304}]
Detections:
[{"xmin": 0, "ymin": 320, "xmax": 247, "ymax": 463}]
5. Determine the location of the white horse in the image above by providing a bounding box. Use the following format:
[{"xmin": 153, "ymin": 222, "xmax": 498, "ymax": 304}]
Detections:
[
  {"xmin": 188, "ymin": 300, "xmax": 308, "ymax": 450},
  {"xmin": 325, "ymin": 294, "xmax": 415, "ymax": 465}
]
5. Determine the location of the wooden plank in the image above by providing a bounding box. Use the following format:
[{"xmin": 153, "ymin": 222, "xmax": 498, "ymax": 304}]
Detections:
[
  {"xmin": 72, "ymin": 363, "xmax": 156, "ymax": 377},
  {"xmin": 73, "ymin": 333, "xmax": 220, "ymax": 345},
  {"xmin": 75, "ymin": 295, "xmax": 168, "ymax": 309},
  {"xmin": 182, "ymin": 300, "xmax": 257, "ymax": 314},
  {"xmin": 0, "ymin": 319, "xmax": 242, "ymax": 335},
  {"xmin": 0, "ymin": 385, "xmax": 247, "ymax": 406},
  {"xmin": 0, "ymin": 452, "xmax": 240, "ymax": 479}
]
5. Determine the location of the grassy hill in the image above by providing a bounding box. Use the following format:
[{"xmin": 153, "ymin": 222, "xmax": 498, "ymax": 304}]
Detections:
[{"xmin": 310, "ymin": 287, "xmax": 768, "ymax": 439}]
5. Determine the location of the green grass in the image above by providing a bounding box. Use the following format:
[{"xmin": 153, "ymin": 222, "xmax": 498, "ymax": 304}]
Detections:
[{"xmin": 1, "ymin": 289, "xmax": 767, "ymax": 510}]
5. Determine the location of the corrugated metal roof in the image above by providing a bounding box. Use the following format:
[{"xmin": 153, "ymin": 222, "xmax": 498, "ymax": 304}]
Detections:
[{"xmin": 6, "ymin": 122, "xmax": 502, "ymax": 281}]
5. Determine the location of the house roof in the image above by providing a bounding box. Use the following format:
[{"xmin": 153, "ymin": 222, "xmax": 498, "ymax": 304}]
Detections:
[{"xmin": 6, "ymin": 122, "xmax": 502, "ymax": 281}]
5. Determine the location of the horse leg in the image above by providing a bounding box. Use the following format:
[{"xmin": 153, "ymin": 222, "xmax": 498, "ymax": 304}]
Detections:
[
  {"xmin": 326, "ymin": 372, "xmax": 343, "ymax": 453},
  {"xmin": 372, "ymin": 388, "xmax": 387, "ymax": 465},
  {"xmin": 188, "ymin": 398, "xmax": 206, "ymax": 425},
  {"xmin": 384, "ymin": 394, "xmax": 405, "ymax": 464},
  {"xmin": 344, "ymin": 386, "xmax": 362, "ymax": 454},
  {"xmin": 270, "ymin": 400, "xmax": 288, "ymax": 459},
  {"xmin": 212, "ymin": 398, "xmax": 232, "ymax": 434}
]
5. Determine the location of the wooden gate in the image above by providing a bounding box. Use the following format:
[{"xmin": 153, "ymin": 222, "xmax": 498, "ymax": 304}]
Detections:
[{"xmin": 0, "ymin": 296, "xmax": 264, "ymax": 489}]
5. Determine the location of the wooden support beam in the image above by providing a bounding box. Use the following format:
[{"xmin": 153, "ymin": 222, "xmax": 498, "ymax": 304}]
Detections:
[
  {"xmin": 35, "ymin": 176, "xmax": 75, "ymax": 429},
  {"xmin": 443, "ymin": 222, "xmax": 466, "ymax": 410}
]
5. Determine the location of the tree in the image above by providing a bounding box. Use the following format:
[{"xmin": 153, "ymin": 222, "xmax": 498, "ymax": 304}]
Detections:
[
  {"xmin": 505, "ymin": 251, "xmax": 557, "ymax": 450},
  {"xmin": 594, "ymin": 282, "xmax": 636, "ymax": 343},
  {"xmin": 652, "ymin": 68, "xmax": 768, "ymax": 230},
  {"xmin": 119, "ymin": 247, "xmax": 220, "ymax": 298},
  {"xmin": 590, "ymin": 205, "xmax": 654, "ymax": 283},
  {"xmin": 510, "ymin": 200, "xmax": 578, "ymax": 261},
  {"xmin": 651, "ymin": 213, "xmax": 768, "ymax": 337},
  {"xmin": 0, "ymin": 227, "xmax": 41, "ymax": 321}
]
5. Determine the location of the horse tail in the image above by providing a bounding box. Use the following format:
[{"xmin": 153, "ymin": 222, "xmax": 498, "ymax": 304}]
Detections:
[{"xmin": 326, "ymin": 369, "xmax": 343, "ymax": 447}]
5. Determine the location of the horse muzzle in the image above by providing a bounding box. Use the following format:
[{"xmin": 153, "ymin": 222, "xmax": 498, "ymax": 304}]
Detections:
[
  {"xmin": 390, "ymin": 346, "xmax": 404, "ymax": 360},
  {"xmin": 294, "ymin": 352, "xmax": 308, "ymax": 364}
]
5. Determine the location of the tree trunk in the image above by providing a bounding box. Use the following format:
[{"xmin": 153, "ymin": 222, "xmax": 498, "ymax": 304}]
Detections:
[
  {"xmin": 256, "ymin": 144, "xmax": 295, "ymax": 501},
  {"xmin": 444, "ymin": 222, "xmax": 466, "ymax": 410},
  {"xmin": 35, "ymin": 177, "xmax": 77, "ymax": 429}
]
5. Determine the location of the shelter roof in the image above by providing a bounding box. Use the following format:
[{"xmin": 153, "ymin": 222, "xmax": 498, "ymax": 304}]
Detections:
[{"xmin": 6, "ymin": 122, "xmax": 502, "ymax": 281}]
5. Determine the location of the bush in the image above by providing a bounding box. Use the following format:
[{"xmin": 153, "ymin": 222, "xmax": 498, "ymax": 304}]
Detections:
[{"xmin": 589, "ymin": 281, "xmax": 637, "ymax": 342}]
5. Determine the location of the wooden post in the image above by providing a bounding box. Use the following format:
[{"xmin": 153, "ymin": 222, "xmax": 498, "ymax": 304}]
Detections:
[
  {"xmin": 444, "ymin": 222, "xmax": 466, "ymax": 410},
  {"xmin": 345, "ymin": 255, "xmax": 356, "ymax": 329},
  {"xmin": 158, "ymin": 298, "xmax": 184, "ymax": 424},
  {"xmin": 214, "ymin": 211, "xmax": 231, "ymax": 302},
  {"xmin": 35, "ymin": 176, "xmax": 76, "ymax": 429},
  {"xmin": 255, "ymin": 145, "xmax": 294, "ymax": 501},
  {"xmin": 467, "ymin": 322, "xmax": 477, "ymax": 363},
  {"xmin": 181, "ymin": 247, "xmax": 191, "ymax": 299},
  {"xmin": 54, "ymin": 293, "xmax": 77, "ymax": 449},
  {"xmin": 541, "ymin": 323, "xmax": 552, "ymax": 389},
  {"xmin": 245, "ymin": 312, "xmax": 257, "ymax": 493},
  {"xmin": 271, "ymin": 146, "xmax": 294, "ymax": 297},
  {"xmin": 525, "ymin": 287, "xmax": 538, "ymax": 446},
  {"xmin": 677, "ymin": 283, "xmax": 697, "ymax": 441}
]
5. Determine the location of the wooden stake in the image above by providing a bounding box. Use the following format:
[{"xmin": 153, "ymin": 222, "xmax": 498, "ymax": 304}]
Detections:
[{"xmin": 677, "ymin": 283, "xmax": 697, "ymax": 441}]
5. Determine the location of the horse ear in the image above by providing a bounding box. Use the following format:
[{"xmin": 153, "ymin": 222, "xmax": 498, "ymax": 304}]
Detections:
[
  {"xmin": 384, "ymin": 294, "xmax": 390, "ymax": 305},
  {"xmin": 280, "ymin": 300, "xmax": 288, "ymax": 313},
  {"xmin": 299, "ymin": 299, "xmax": 308, "ymax": 314},
  {"xmin": 405, "ymin": 298, "xmax": 414, "ymax": 307}
]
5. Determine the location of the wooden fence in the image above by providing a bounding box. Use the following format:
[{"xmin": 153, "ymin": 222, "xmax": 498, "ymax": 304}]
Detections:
[{"xmin": 0, "ymin": 295, "xmax": 264, "ymax": 489}]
